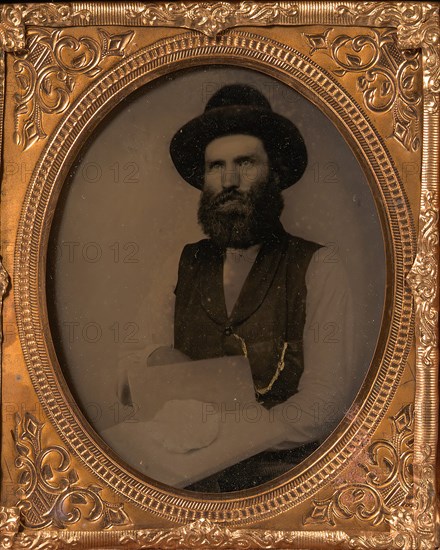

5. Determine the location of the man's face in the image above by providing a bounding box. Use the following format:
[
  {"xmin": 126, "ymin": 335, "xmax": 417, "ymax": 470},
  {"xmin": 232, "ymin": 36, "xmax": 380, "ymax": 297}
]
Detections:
[
  {"xmin": 204, "ymin": 134, "xmax": 270, "ymax": 201},
  {"xmin": 198, "ymin": 134, "xmax": 283, "ymax": 249}
]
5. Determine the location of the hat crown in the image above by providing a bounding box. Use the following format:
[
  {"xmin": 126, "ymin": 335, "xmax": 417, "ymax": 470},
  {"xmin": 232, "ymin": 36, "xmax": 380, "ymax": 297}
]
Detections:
[
  {"xmin": 205, "ymin": 84, "xmax": 272, "ymax": 113},
  {"xmin": 170, "ymin": 83, "xmax": 307, "ymax": 190}
]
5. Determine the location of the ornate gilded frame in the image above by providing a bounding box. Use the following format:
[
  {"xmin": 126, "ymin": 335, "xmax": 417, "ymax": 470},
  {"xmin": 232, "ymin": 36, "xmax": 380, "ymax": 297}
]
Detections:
[{"xmin": 0, "ymin": 2, "xmax": 438, "ymax": 549}]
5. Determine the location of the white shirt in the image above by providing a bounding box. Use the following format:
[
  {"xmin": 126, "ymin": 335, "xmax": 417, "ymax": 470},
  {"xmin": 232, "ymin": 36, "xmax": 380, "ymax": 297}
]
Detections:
[{"xmin": 273, "ymin": 246, "xmax": 354, "ymax": 447}]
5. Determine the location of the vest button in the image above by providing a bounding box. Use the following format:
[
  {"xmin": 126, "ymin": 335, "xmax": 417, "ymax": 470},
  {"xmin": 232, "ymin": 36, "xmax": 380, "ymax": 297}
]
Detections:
[{"xmin": 224, "ymin": 326, "xmax": 233, "ymax": 336}]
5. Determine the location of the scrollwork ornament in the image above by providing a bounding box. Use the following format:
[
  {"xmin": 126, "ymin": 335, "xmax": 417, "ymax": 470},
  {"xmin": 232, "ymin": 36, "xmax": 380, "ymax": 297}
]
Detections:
[
  {"xmin": 336, "ymin": 1, "xmax": 434, "ymax": 44},
  {"xmin": 0, "ymin": 4, "xmax": 92, "ymax": 51},
  {"xmin": 420, "ymin": 10, "xmax": 440, "ymax": 113},
  {"xmin": 0, "ymin": 507, "xmax": 20, "ymax": 549},
  {"xmin": 304, "ymin": 28, "xmax": 421, "ymax": 151},
  {"xmin": 412, "ymin": 462, "xmax": 437, "ymax": 549},
  {"xmin": 0, "ymin": 257, "xmax": 10, "ymax": 352},
  {"xmin": 13, "ymin": 531, "xmax": 81, "ymax": 549},
  {"xmin": 13, "ymin": 27, "xmax": 134, "ymax": 149},
  {"xmin": 0, "ymin": 257, "xmax": 9, "ymax": 302},
  {"xmin": 408, "ymin": 191, "xmax": 439, "ymax": 367},
  {"xmin": 304, "ymin": 403, "xmax": 414, "ymax": 528},
  {"xmin": 118, "ymin": 519, "xmax": 349, "ymax": 549},
  {"xmin": 125, "ymin": 2, "xmax": 299, "ymax": 36},
  {"xmin": 20, "ymin": 4, "xmax": 92, "ymax": 27},
  {"xmin": 336, "ymin": 2, "xmax": 439, "ymax": 112},
  {"xmin": 0, "ymin": 519, "xmax": 395, "ymax": 550},
  {"xmin": 8, "ymin": 518, "xmax": 437, "ymax": 550},
  {"xmin": 0, "ymin": 6, "xmax": 25, "ymax": 51},
  {"xmin": 14, "ymin": 413, "xmax": 130, "ymax": 530}
]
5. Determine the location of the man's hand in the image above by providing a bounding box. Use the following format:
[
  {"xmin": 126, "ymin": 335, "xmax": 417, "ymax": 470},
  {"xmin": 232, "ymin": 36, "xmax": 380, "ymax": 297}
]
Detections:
[
  {"xmin": 146, "ymin": 399, "xmax": 220, "ymax": 453},
  {"xmin": 147, "ymin": 346, "xmax": 190, "ymax": 366}
]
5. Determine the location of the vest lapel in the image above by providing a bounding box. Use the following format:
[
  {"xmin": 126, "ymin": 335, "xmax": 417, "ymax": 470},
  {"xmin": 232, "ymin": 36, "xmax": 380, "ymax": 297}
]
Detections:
[
  {"xmin": 229, "ymin": 232, "xmax": 288, "ymax": 326},
  {"xmin": 198, "ymin": 243, "xmax": 228, "ymax": 326}
]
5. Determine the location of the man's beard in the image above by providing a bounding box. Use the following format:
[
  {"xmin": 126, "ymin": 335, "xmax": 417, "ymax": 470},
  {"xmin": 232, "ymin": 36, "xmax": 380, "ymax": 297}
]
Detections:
[{"xmin": 197, "ymin": 177, "xmax": 284, "ymax": 249}]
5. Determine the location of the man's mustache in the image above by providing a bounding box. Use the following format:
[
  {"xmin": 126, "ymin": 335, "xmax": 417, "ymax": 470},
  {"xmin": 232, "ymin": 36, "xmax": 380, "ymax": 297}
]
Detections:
[{"xmin": 210, "ymin": 190, "xmax": 248, "ymax": 208}]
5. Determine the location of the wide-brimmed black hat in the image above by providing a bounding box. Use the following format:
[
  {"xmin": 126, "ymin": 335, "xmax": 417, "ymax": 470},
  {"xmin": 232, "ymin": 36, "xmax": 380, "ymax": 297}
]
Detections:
[{"xmin": 170, "ymin": 84, "xmax": 308, "ymax": 190}]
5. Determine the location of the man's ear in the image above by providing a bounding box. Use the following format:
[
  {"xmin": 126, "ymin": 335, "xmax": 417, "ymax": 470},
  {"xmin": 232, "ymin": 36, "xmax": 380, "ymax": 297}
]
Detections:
[{"xmin": 271, "ymin": 169, "xmax": 281, "ymax": 188}]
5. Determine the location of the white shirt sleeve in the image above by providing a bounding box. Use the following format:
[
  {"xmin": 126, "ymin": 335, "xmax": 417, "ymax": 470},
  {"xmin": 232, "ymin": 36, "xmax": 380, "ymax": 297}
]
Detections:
[{"xmin": 272, "ymin": 247, "xmax": 355, "ymax": 448}]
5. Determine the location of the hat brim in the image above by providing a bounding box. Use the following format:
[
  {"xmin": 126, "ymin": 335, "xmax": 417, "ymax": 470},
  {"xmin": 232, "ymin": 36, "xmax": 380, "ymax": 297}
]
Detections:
[{"xmin": 170, "ymin": 105, "xmax": 307, "ymax": 190}]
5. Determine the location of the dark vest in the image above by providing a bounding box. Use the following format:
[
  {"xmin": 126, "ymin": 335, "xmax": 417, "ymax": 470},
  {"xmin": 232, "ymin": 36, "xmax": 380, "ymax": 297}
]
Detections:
[{"xmin": 174, "ymin": 230, "xmax": 321, "ymax": 407}]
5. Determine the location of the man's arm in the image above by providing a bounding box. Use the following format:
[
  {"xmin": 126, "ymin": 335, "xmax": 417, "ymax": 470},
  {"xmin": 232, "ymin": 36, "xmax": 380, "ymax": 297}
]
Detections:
[{"xmin": 272, "ymin": 247, "xmax": 355, "ymax": 448}]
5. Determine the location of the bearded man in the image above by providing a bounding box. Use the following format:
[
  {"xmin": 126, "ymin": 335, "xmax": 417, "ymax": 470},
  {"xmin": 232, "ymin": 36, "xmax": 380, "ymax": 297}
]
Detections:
[
  {"xmin": 159, "ymin": 85, "xmax": 352, "ymax": 490},
  {"xmin": 169, "ymin": 85, "xmax": 317, "ymax": 409},
  {"xmin": 116, "ymin": 84, "xmax": 354, "ymax": 492}
]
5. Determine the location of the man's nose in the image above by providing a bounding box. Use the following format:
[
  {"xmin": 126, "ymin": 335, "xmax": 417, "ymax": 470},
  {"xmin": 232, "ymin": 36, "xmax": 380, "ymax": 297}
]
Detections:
[{"xmin": 222, "ymin": 164, "xmax": 240, "ymax": 189}]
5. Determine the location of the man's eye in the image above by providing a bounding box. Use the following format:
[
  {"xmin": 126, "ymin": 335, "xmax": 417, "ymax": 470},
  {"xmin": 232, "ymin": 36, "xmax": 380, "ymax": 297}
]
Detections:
[
  {"xmin": 239, "ymin": 159, "xmax": 254, "ymax": 167},
  {"xmin": 209, "ymin": 162, "xmax": 223, "ymax": 170}
]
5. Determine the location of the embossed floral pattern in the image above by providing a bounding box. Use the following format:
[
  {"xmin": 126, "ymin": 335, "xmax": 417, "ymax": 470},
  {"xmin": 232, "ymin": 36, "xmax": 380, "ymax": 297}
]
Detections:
[
  {"xmin": 13, "ymin": 28, "xmax": 134, "ymax": 149},
  {"xmin": 14, "ymin": 413, "xmax": 130, "ymax": 530}
]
